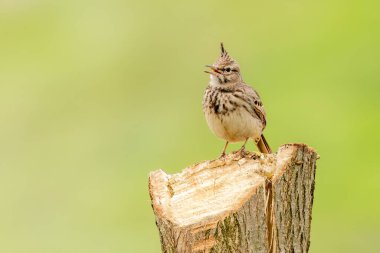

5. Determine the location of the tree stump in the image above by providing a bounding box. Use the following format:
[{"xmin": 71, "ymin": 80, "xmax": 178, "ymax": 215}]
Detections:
[{"xmin": 149, "ymin": 143, "xmax": 319, "ymax": 253}]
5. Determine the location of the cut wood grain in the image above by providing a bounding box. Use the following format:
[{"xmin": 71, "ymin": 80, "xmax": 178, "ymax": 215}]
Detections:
[{"xmin": 149, "ymin": 143, "xmax": 318, "ymax": 253}]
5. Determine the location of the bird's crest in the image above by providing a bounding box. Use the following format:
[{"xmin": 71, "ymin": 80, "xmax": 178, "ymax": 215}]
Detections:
[{"xmin": 215, "ymin": 42, "xmax": 235, "ymax": 66}]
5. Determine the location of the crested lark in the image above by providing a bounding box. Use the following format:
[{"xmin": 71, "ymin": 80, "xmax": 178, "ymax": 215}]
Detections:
[{"xmin": 203, "ymin": 43, "xmax": 271, "ymax": 157}]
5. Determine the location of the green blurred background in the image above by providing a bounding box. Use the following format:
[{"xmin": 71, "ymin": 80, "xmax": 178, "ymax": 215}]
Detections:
[{"xmin": 1, "ymin": 0, "xmax": 379, "ymax": 252}]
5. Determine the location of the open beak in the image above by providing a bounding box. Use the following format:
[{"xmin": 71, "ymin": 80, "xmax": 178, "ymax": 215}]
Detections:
[{"xmin": 204, "ymin": 65, "xmax": 221, "ymax": 75}]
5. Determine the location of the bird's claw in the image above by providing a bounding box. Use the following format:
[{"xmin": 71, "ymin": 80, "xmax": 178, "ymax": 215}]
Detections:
[{"xmin": 235, "ymin": 146, "xmax": 246, "ymax": 158}]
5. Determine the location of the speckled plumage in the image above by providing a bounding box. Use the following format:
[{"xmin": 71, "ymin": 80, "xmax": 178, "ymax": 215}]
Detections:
[{"xmin": 203, "ymin": 43, "xmax": 271, "ymax": 155}]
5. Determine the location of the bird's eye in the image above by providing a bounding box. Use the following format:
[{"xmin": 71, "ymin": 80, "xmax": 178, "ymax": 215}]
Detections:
[{"xmin": 225, "ymin": 67, "xmax": 231, "ymax": 72}]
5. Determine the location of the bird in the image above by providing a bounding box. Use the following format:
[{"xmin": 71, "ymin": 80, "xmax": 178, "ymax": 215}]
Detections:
[{"xmin": 203, "ymin": 43, "xmax": 271, "ymax": 157}]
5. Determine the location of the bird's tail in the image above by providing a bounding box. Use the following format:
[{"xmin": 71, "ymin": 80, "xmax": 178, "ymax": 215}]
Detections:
[{"xmin": 256, "ymin": 134, "xmax": 272, "ymax": 154}]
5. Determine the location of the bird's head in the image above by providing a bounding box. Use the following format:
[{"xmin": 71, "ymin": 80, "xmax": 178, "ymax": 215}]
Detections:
[{"xmin": 205, "ymin": 43, "xmax": 242, "ymax": 86}]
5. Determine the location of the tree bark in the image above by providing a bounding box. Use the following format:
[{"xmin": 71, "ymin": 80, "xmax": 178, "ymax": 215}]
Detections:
[{"xmin": 149, "ymin": 143, "xmax": 318, "ymax": 253}]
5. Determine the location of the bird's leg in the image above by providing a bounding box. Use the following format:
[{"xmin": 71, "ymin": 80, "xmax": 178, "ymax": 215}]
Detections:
[
  {"xmin": 219, "ymin": 141, "xmax": 229, "ymax": 158},
  {"xmin": 237, "ymin": 138, "xmax": 249, "ymax": 155}
]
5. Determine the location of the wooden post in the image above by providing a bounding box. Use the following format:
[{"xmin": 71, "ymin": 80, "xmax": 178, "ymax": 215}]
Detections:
[{"xmin": 149, "ymin": 143, "xmax": 319, "ymax": 253}]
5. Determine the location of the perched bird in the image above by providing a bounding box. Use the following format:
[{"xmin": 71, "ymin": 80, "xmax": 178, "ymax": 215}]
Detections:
[{"xmin": 203, "ymin": 43, "xmax": 271, "ymax": 157}]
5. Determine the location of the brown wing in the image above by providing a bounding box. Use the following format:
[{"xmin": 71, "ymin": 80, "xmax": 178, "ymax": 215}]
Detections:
[{"xmin": 239, "ymin": 83, "xmax": 267, "ymax": 129}]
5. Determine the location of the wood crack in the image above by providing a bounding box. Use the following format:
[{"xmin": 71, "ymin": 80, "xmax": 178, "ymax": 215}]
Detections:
[{"xmin": 265, "ymin": 178, "xmax": 274, "ymax": 253}]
